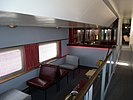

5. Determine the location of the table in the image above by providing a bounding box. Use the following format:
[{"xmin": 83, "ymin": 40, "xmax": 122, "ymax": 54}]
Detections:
[{"xmin": 85, "ymin": 69, "xmax": 96, "ymax": 78}]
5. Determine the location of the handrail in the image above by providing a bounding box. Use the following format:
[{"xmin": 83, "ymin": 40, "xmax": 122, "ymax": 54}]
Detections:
[{"xmin": 75, "ymin": 51, "xmax": 112, "ymax": 100}]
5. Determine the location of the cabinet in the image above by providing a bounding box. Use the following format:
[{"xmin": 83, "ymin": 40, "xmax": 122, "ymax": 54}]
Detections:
[
  {"xmin": 69, "ymin": 28, "xmax": 117, "ymax": 47},
  {"xmin": 100, "ymin": 29, "xmax": 117, "ymax": 45}
]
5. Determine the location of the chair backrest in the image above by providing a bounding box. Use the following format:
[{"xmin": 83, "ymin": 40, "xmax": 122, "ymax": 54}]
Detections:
[
  {"xmin": 65, "ymin": 55, "xmax": 79, "ymax": 66},
  {"xmin": 39, "ymin": 64, "xmax": 59, "ymax": 81}
]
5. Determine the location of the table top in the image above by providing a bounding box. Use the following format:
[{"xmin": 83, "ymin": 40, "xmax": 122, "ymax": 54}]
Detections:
[{"xmin": 85, "ymin": 69, "xmax": 96, "ymax": 78}]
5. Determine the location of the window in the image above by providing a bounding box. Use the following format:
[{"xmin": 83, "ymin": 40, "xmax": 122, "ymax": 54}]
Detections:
[
  {"xmin": 39, "ymin": 42, "xmax": 59, "ymax": 62},
  {"xmin": 0, "ymin": 47, "xmax": 24, "ymax": 79}
]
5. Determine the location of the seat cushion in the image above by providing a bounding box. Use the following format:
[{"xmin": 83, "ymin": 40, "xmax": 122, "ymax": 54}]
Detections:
[
  {"xmin": 26, "ymin": 77, "xmax": 54, "ymax": 90},
  {"xmin": 0, "ymin": 89, "xmax": 31, "ymax": 100},
  {"xmin": 59, "ymin": 64, "xmax": 78, "ymax": 70}
]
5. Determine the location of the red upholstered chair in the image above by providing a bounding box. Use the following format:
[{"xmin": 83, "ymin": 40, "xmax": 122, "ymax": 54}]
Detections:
[{"xmin": 26, "ymin": 64, "xmax": 59, "ymax": 100}]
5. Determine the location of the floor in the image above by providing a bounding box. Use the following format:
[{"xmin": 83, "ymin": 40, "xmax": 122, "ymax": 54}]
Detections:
[{"xmin": 105, "ymin": 45, "xmax": 133, "ymax": 100}]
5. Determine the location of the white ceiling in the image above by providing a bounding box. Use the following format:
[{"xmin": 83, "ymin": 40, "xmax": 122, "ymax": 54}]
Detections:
[
  {"xmin": 0, "ymin": 11, "xmax": 98, "ymax": 28},
  {"xmin": 106, "ymin": 0, "xmax": 133, "ymax": 19},
  {"xmin": 0, "ymin": 0, "xmax": 131, "ymax": 28},
  {"xmin": 0, "ymin": 0, "xmax": 117, "ymax": 27},
  {"xmin": 4, "ymin": 0, "xmax": 133, "ymax": 27}
]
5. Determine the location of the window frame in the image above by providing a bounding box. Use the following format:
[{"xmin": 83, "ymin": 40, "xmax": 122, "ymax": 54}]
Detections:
[
  {"xmin": 0, "ymin": 46, "xmax": 25, "ymax": 81},
  {"xmin": 39, "ymin": 41, "xmax": 61, "ymax": 63}
]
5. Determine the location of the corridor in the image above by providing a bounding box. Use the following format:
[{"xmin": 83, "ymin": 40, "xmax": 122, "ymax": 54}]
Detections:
[{"xmin": 105, "ymin": 46, "xmax": 133, "ymax": 100}]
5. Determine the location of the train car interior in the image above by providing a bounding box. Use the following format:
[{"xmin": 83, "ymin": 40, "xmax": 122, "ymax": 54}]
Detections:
[{"xmin": 0, "ymin": 0, "xmax": 133, "ymax": 100}]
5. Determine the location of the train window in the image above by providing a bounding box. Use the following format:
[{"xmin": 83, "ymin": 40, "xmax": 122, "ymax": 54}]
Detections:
[
  {"xmin": 39, "ymin": 42, "xmax": 59, "ymax": 62},
  {"xmin": 0, "ymin": 47, "xmax": 24, "ymax": 80}
]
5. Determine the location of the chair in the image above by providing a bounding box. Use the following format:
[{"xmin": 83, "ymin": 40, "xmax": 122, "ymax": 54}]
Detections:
[
  {"xmin": 26, "ymin": 64, "xmax": 59, "ymax": 100},
  {"xmin": 59, "ymin": 55, "xmax": 79, "ymax": 78},
  {"xmin": 45, "ymin": 64, "xmax": 69, "ymax": 91}
]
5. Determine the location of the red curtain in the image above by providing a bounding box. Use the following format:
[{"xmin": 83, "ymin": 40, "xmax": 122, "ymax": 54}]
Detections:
[
  {"xmin": 24, "ymin": 44, "xmax": 39, "ymax": 71},
  {"xmin": 58, "ymin": 41, "xmax": 62, "ymax": 58}
]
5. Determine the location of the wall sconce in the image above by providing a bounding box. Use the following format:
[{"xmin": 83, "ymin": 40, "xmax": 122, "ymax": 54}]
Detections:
[{"xmin": 8, "ymin": 24, "xmax": 17, "ymax": 28}]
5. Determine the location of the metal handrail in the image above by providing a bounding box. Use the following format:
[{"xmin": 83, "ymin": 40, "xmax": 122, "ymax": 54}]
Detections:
[{"xmin": 75, "ymin": 51, "xmax": 112, "ymax": 100}]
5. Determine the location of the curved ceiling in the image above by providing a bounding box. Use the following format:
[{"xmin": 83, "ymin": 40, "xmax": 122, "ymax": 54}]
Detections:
[{"xmin": 0, "ymin": 0, "xmax": 117, "ymax": 27}]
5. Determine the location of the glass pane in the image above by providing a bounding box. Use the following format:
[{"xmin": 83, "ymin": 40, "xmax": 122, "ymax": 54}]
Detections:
[
  {"xmin": 0, "ymin": 49, "xmax": 23, "ymax": 77},
  {"xmin": 39, "ymin": 42, "xmax": 57, "ymax": 62}
]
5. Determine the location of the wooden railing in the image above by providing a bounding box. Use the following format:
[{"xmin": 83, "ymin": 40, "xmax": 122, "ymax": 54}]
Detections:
[{"xmin": 75, "ymin": 49, "xmax": 115, "ymax": 100}]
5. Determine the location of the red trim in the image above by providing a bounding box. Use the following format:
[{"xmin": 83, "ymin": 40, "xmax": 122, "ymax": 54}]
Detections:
[{"xmin": 69, "ymin": 46, "xmax": 108, "ymax": 51}]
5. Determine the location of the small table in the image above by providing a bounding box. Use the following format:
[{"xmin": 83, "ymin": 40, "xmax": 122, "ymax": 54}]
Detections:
[{"xmin": 85, "ymin": 69, "xmax": 96, "ymax": 78}]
